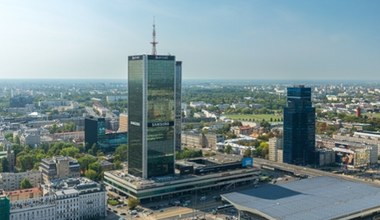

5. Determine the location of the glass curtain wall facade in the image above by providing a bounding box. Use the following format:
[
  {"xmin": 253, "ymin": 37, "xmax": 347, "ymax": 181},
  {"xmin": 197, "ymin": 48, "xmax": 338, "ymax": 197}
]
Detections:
[
  {"xmin": 128, "ymin": 55, "xmax": 181, "ymax": 178},
  {"xmin": 84, "ymin": 116, "xmax": 106, "ymax": 150},
  {"xmin": 175, "ymin": 61, "xmax": 182, "ymax": 151},
  {"xmin": 0, "ymin": 196, "xmax": 10, "ymax": 220},
  {"xmin": 283, "ymin": 86, "xmax": 316, "ymax": 165}
]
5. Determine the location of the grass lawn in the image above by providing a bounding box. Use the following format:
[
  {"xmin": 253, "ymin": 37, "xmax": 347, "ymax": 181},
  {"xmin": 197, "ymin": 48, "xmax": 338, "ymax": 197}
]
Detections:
[
  {"xmin": 107, "ymin": 199, "xmax": 120, "ymax": 206},
  {"xmin": 224, "ymin": 114, "xmax": 282, "ymax": 121},
  {"xmin": 365, "ymin": 113, "xmax": 380, "ymax": 118}
]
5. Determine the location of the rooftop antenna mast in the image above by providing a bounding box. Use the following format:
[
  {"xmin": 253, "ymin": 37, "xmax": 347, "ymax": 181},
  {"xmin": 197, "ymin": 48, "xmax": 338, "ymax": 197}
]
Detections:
[{"xmin": 150, "ymin": 17, "xmax": 158, "ymax": 55}]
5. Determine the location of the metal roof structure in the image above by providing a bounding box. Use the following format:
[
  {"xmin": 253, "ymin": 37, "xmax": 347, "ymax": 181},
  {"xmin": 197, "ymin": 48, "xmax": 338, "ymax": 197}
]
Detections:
[{"xmin": 222, "ymin": 176, "xmax": 380, "ymax": 220}]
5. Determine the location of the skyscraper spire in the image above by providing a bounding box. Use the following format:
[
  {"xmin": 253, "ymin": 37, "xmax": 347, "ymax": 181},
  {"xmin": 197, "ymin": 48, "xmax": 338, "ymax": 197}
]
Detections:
[{"xmin": 150, "ymin": 17, "xmax": 158, "ymax": 55}]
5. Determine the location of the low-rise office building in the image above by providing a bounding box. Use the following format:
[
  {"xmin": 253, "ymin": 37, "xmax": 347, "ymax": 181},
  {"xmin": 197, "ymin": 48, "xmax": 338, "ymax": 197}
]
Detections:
[
  {"xmin": 181, "ymin": 132, "xmax": 224, "ymax": 150},
  {"xmin": 231, "ymin": 126, "xmax": 254, "ymax": 136},
  {"xmin": 334, "ymin": 132, "xmax": 380, "ymax": 154},
  {"xmin": 104, "ymin": 157, "xmax": 259, "ymax": 203},
  {"xmin": 317, "ymin": 136, "xmax": 377, "ymax": 167},
  {"xmin": 19, "ymin": 129, "xmax": 41, "ymax": 147},
  {"xmin": 316, "ymin": 149, "xmax": 335, "ymax": 166},
  {"xmin": 39, "ymin": 156, "xmax": 80, "ymax": 183}
]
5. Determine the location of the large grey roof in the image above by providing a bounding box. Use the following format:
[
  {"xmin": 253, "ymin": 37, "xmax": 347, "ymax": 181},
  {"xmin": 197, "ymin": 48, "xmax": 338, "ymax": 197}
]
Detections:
[{"xmin": 222, "ymin": 176, "xmax": 380, "ymax": 220}]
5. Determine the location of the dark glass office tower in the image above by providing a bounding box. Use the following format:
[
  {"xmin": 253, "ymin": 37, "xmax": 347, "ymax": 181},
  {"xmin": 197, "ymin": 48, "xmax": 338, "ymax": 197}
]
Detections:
[
  {"xmin": 175, "ymin": 61, "xmax": 182, "ymax": 151},
  {"xmin": 84, "ymin": 116, "xmax": 106, "ymax": 150},
  {"xmin": 283, "ymin": 85, "xmax": 315, "ymax": 165},
  {"xmin": 128, "ymin": 55, "xmax": 181, "ymax": 178}
]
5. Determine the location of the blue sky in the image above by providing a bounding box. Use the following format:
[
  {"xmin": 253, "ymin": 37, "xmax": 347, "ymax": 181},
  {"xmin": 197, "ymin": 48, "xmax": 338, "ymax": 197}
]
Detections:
[{"xmin": 0, "ymin": 0, "xmax": 379, "ymax": 80}]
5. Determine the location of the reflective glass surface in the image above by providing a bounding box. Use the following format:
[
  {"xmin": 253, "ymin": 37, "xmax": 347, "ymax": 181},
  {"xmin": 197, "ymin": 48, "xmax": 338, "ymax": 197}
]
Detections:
[
  {"xmin": 146, "ymin": 57, "xmax": 175, "ymax": 177},
  {"xmin": 128, "ymin": 57, "xmax": 144, "ymax": 177},
  {"xmin": 283, "ymin": 87, "xmax": 315, "ymax": 165},
  {"xmin": 128, "ymin": 55, "xmax": 178, "ymax": 178}
]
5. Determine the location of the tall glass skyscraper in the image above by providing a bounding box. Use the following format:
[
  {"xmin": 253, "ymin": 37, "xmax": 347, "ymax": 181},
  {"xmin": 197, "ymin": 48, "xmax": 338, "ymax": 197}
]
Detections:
[
  {"xmin": 283, "ymin": 85, "xmax": 315, "ymax": 165},
  {"xmin": 128, "ymin": 55, "xmax": 181, "ymax": 178}
]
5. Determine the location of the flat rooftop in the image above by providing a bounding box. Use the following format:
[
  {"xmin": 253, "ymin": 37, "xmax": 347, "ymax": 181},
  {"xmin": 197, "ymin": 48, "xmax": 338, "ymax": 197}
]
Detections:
[
  {"xmin": 222, "ymin": 176, "xmax": 380, "ymax": 220},
  {"xmin": 106, "ymin": 157, "xmax": 248, "ymax": 189}
]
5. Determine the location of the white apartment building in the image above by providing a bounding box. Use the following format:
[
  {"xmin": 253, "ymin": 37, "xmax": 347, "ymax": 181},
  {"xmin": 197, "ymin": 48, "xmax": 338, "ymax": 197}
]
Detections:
[
  {"xmin": 79, "ymin": 188, "xmax": 107, "ymax": 219},
  {"xmin": 269, "ymin": 137, "xmax": 283, "ymax": 163},
  {"xmin": 7, "ymin": 178, "xmax": 106, "ymax": 220},
  {"xmin": 10, "ymin": 196, "xmax": 56, "ymax": 220},
  {"xmin": 53, "ymin": 178, "xmax": 106, "ymax": 220},
  {"xmin": 0, "ymin": 171, "xmax": 42, "ymax": 191},
  {"xmin": 55, "ymin": 189, "xmax": 80, "ymax": 220}
]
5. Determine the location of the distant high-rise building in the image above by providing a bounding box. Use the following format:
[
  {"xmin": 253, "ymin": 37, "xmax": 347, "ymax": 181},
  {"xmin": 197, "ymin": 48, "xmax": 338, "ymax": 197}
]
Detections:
[
  {"xmin": 84, "ymin": 116, "xmax": 127, "ymax": 152},
  {"xmin": 118, "ymin": 113, "xmax": 128, "ymax": 132},
  {"xmin": 268, "ymin": 137, "xmax": 283, "ymax": 163},
  {"xmin": 9, "ymin": 95, "xmax": 33, "ymax": 108},
  {"xmin": 356, "ymin": 106, "xmax": 362, "ymax": 118},
  {"xmin": 283, "ymin": 85, "xmax": 315, "ymax": 165}
]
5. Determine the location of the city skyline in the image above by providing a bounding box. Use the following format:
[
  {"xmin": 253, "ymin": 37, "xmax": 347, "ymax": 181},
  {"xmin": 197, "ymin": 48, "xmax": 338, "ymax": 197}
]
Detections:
[{"xmin": 0, "ymin": 0, "xmax": 380, "ymax": 80}]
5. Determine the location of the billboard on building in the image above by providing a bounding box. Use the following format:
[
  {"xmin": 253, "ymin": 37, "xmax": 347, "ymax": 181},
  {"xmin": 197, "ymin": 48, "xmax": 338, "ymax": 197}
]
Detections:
[{"xmin": 242, "ymin": 157, "xmax": 253, "ymax": 167}]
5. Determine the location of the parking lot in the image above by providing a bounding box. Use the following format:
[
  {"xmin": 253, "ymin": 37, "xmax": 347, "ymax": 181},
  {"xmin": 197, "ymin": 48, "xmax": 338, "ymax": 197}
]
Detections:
[{"xmin": 106, "ymin": 191, "xmax": 240, "ymax": 220}]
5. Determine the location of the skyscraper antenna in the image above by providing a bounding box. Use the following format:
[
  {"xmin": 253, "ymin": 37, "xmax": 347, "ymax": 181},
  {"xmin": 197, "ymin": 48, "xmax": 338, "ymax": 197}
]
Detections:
[{"xmin": 151, "ymin": 17, "xmax": 158, "ymax": 55}]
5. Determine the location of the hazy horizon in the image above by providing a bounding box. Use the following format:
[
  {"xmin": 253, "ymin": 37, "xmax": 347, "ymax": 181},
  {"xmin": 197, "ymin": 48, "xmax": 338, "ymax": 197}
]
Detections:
[{"xmin": 1, "ymin": 1, "xmax": 380, "ymax": 80}]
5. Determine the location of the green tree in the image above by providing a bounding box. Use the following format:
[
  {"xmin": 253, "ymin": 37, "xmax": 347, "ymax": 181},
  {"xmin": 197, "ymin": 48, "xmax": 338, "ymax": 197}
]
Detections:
[
  {"xmin": 85, "ymin": 169, "xmax": 98, "ymax": 180},
  {"xmin": 20, "ymin": 178, "xmax": 33, "ymax": 189},
  {"xmin": 4, "ymin": 133, "xmax": 13, "ymax": 142},
  {"xmin": 224, "ymin": 145, "xmax": 233, "ymax": 154},
  {"xmin": 260, "ymin": 121, "xmax": 271, "ymax": 131},
  {"xmin": 88, "ymin": 144, "xmax": 98, "ymax": 156},
  {"xmin": 258, "ymin": 142, "xmax": 269, "ymax": 158},
  {"xmin": 114, "ymin": 161, "xmax": 122, "ymax": 170},
  {"xmin": 16, "ymin": 154, "xmax": 35, "ymax": 171},
  {"xmin": 15, "ymin": 135, "xmax": 21, "ymax": 144},
  {"xmin": 12, "ymin": 144, "xmax": 24, "ymax": 156},
  {"xmin": 243, "ymin": 148, "xmax": 252, "ymax": 157},
  {"xmin": 127, "ymin": 197, "xmax": 140, "ymax": 210},
  {"xmin": 60, "ymin": 146, "xmax": 80, "ymax": 157},
  {"xmin": 50, "ymin": 123, "xmax": 58, "ymax": 134},
  {"xmin": 48, "ymin": 142, "xmax": 73, "ymax": 156},
  {"xmin": 89, "ymin": 162, "xmax": 102, "ymax": 174},
  {"xmin": 78, "ymin": 155, "xmax": 97, "ymax": 171},
  {"xmin": 176, "ymin": 148, "xmax": 203, "ymax": 159}
]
